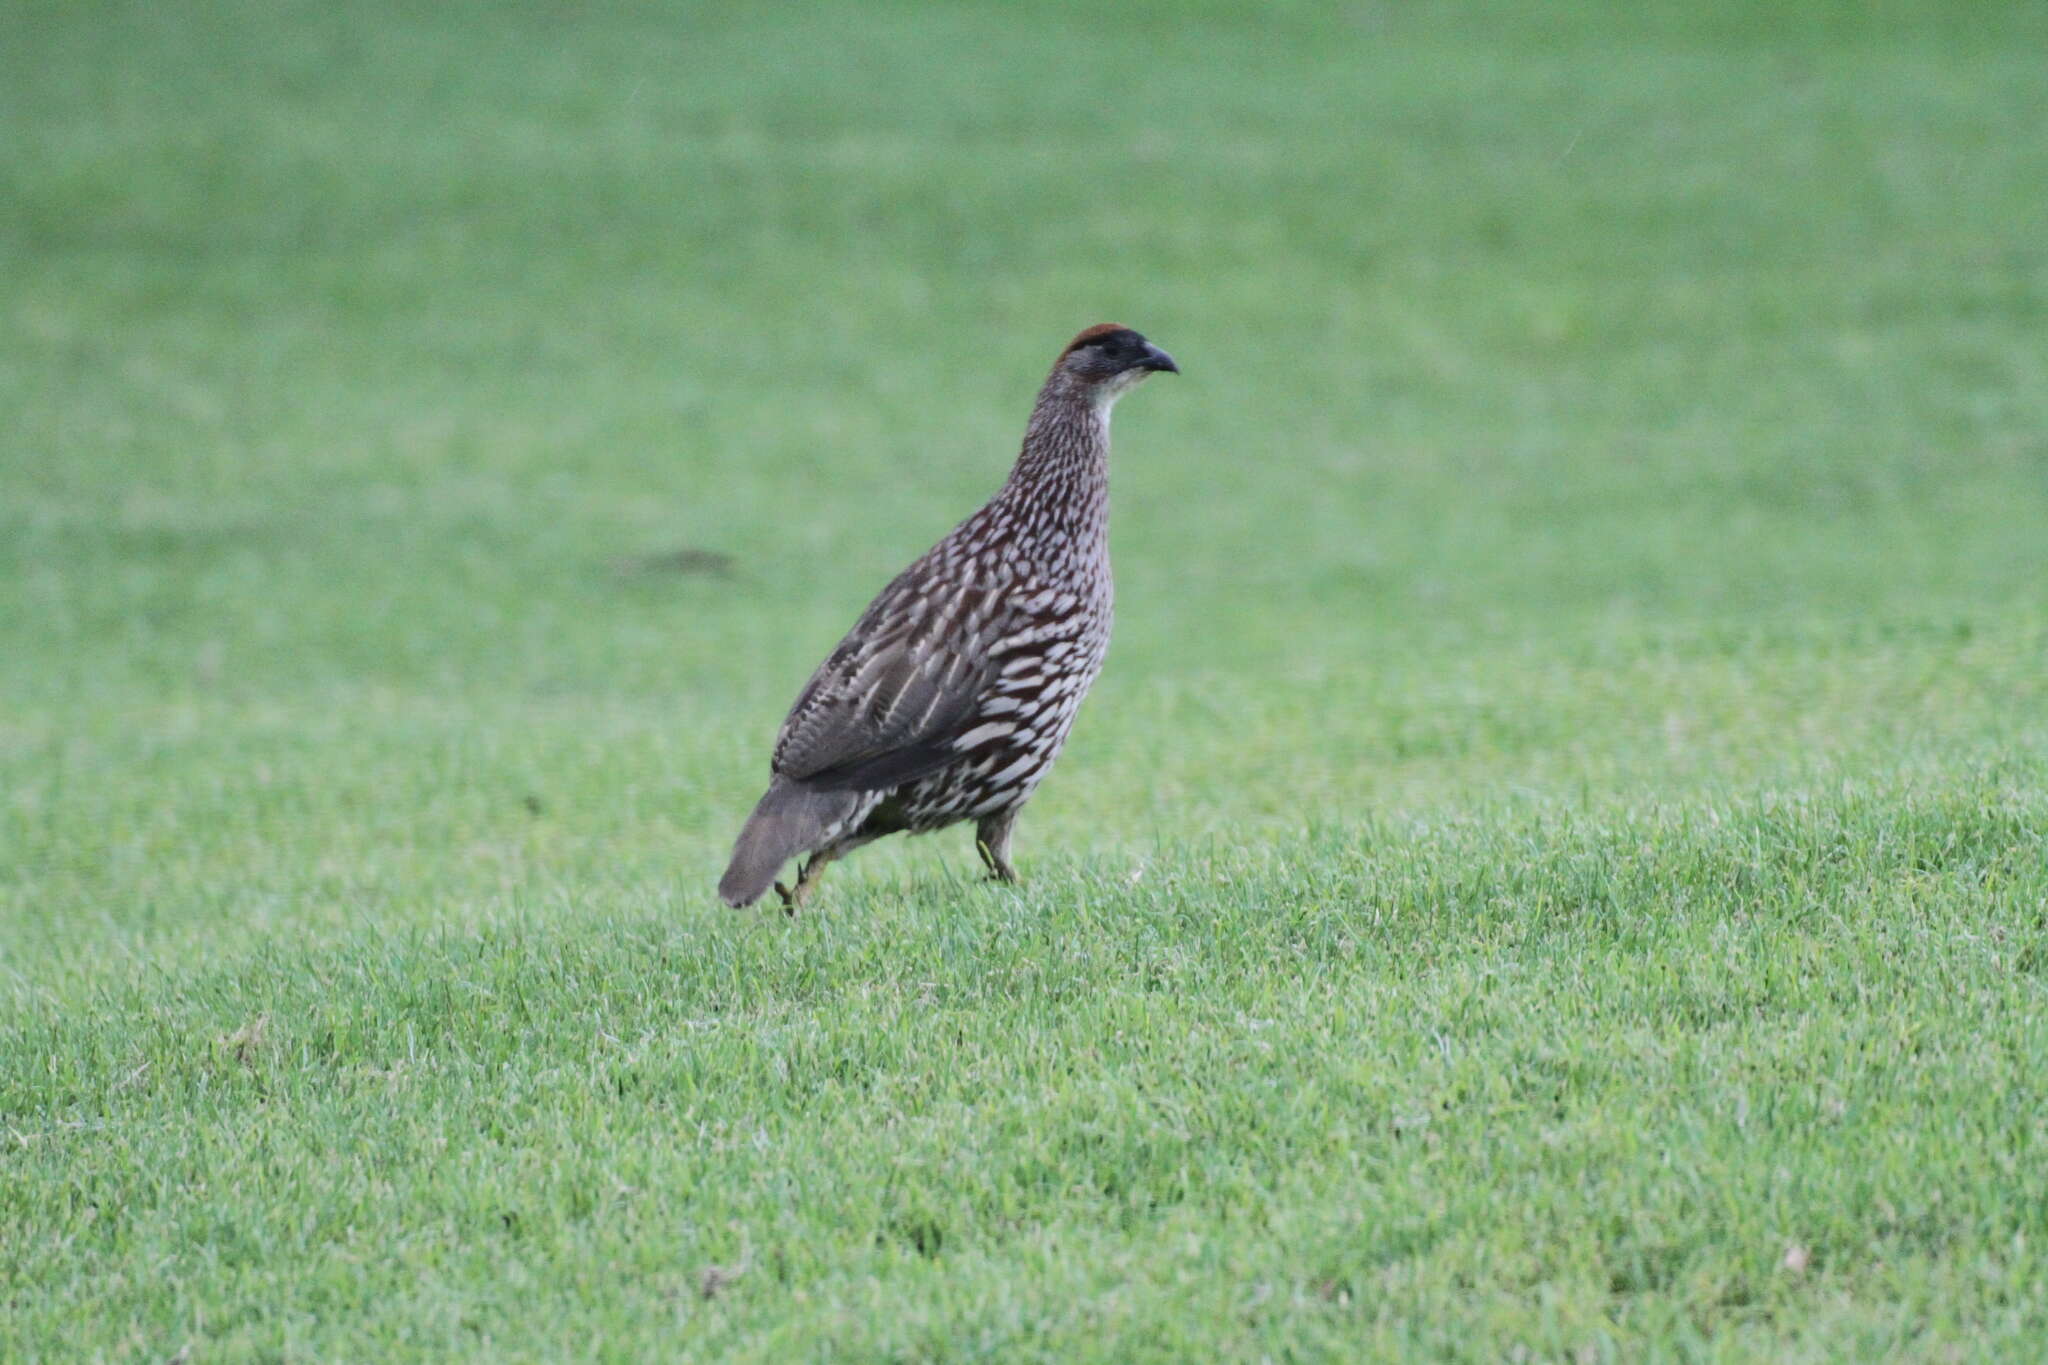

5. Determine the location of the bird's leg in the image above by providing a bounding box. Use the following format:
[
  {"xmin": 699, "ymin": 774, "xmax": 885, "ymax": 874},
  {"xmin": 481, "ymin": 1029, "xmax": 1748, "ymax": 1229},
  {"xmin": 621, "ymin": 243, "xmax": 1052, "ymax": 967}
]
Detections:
[
  {"xmin": 975, "ymin": 810, "xmax": 1020, "ymax": 884},
  {"xmin": 776, "ymin": 850, "xmax": 839, "ymax": 916}
]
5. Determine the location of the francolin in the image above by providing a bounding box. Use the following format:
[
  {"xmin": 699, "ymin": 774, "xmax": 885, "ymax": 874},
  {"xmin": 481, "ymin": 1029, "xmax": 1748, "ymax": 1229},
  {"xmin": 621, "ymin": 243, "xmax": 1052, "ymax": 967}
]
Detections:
[{"xmin": 719, "ymin": 324, "xmax": 1178, "ymax": 910}]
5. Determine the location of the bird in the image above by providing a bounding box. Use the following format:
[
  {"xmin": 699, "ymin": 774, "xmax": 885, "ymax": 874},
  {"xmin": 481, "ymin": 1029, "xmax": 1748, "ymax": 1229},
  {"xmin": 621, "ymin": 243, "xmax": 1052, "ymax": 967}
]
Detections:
[{"xmin": 718, "ymin": 323, "xmax": 1179, "ymax": 910}]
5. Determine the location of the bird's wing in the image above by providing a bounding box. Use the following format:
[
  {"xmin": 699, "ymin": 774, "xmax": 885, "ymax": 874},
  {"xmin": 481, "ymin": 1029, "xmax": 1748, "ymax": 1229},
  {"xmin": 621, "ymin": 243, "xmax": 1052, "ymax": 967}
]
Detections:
[{"xmin": 770, "ymin": 567, "xmax": 1009, "ymax": 792}]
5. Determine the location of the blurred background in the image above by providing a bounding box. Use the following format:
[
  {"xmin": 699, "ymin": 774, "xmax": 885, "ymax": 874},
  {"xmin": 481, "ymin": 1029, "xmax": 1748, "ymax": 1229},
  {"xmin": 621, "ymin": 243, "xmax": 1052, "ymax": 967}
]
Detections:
[{"xmin": 5, "ymin": 0, "xmax": 2046, "ymax": 965}]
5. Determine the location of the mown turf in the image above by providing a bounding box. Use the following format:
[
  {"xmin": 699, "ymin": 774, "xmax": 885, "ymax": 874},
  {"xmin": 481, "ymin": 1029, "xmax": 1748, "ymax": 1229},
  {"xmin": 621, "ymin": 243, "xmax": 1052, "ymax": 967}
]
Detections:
[{"xmin": 5, "ymin": 0, "xmax": 2047, "ymax": 1359}]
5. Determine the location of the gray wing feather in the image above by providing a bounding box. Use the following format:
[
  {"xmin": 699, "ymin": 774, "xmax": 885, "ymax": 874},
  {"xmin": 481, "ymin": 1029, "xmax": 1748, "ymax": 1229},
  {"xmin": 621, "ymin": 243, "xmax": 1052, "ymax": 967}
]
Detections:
[{"xmin": 771, "ymin": 571, "xmax": 1004, "ymax": 791}]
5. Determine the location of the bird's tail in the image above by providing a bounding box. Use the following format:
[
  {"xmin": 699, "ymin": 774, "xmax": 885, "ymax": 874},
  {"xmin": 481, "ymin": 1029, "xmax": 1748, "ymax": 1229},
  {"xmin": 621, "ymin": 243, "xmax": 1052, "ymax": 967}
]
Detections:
[{"xmin": 717, "ymin": 779, "xmax": 862, "ymax": 907}]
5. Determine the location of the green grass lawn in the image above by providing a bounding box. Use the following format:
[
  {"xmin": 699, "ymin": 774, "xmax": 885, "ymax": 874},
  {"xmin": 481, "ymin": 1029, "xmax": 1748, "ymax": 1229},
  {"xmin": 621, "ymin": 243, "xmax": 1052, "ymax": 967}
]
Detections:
[{"xmin": 6, "ymin": 0, "xmax": 2048, "ymax": 1358}]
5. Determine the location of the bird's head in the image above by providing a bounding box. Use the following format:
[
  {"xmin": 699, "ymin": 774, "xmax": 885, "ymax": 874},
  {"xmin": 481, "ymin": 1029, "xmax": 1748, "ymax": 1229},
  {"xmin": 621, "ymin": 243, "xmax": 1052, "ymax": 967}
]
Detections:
[{"xmin": 1055, "ymin": 324, "xmax": 1178, "ymax": 405}]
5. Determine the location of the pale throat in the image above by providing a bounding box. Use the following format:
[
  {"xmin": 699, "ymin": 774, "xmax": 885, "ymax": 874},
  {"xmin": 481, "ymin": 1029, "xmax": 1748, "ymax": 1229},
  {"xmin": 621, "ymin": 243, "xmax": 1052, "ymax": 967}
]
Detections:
[{"xmin": 1090, "ymin": 368, "xmax": 1150, "ymax": 410}]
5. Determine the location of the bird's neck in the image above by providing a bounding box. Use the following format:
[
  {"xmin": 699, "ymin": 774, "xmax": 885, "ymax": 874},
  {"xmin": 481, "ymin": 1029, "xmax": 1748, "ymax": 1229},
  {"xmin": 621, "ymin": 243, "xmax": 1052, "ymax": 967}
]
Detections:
[{"xmin": 999, "ymin": 376, "xmax": 1112, "ymax": 547}]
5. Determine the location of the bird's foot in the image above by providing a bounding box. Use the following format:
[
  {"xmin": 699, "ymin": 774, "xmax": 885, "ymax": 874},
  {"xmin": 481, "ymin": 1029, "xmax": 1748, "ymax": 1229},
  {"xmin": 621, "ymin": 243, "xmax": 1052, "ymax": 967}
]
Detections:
[
  {"xmin": 775, "ymin": 854, "xmax": 833, "ymax": 916},
  {"xmin": 976, "ymin": 839, "xmax": 1019, "ymax": 885}
]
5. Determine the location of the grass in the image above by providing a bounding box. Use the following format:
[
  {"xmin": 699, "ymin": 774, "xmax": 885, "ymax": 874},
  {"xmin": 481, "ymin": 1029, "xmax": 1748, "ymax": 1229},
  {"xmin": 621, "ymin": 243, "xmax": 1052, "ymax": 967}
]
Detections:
[{"xmin": 5, "ymin": 0, "xmax": 2048, "ymax": 1357}]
